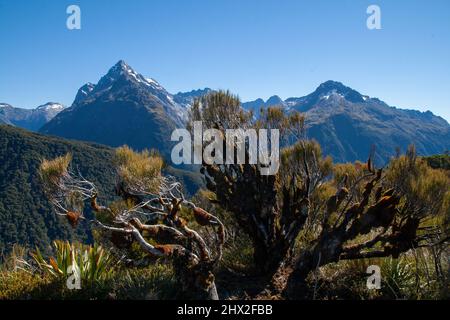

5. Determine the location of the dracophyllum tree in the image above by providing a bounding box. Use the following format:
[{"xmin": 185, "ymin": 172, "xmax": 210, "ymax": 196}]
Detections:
[
  {"xmin": 188, "ymin": 91, "xmax": 449, "ymax": 299},
  {"xmin": 39, "ymin": 147, "xmax": 225, "ymax": 300}
]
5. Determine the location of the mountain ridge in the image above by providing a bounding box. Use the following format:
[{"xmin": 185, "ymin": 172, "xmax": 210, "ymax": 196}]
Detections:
[
  {"xmin": 244, "ymin": 80, "xmax": 448, "ymax": 123},
  {"xmin": 242, "ymin": 80, "xmax": 450, "ymax": 164},
  {"xmin": 35, "ymin": 61, "xmax": 450, "ymax": 164},
  {"xmin": 0, "ymin": 102, "xmax": 65, "ymax": 131}
]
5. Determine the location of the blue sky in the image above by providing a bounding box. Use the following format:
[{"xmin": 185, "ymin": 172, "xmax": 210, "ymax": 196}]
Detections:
[{"xmin": 0, "ymin": 0, "xmax": 449, "ymax": 121}]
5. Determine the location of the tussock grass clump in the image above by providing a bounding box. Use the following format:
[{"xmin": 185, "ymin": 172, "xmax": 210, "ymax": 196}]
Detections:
[
  {"xmin": 39, "ymin": 154, "xmax": 72, "ymax": 192},
  {"xmin": 114, "ymin": 146, "xmax": 164, "ymax": 194}
]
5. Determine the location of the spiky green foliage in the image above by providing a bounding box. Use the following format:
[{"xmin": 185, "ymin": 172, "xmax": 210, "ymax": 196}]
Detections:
[
  {"xmin": 0, "ymin": 263, "xmax": 175, "ymax": 300},
  {"xmin": 31, "ymin": 241, "xmax": 116, "ymax": 283}
]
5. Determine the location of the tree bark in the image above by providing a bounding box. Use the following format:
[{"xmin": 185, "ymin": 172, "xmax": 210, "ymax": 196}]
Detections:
[
  {"xmin": 173, "ymin": 256, "xmax": 219, "ymax": 300},
  {"xmin": 253, "ymin": 240, "xmax": 287, "ymax": 276}
]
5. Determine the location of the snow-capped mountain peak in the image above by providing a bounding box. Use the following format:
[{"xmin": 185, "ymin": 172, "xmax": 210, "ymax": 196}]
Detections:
[
  {"xmin": 68, "ymin": 60, "xmax": 189, "ymax": 125},
  {"xmin": 313, "ymin": 81, "xmax": 365, "ymax": 103},
  {"xmin": 102, "ymin": 60, "xmax": 165, "ymax": 90},
  {"xmin": 36, "ymin": 102, "xmax": 65, "ymax": 111},
  {"xmin": 96, "ymin": 60, "xmax": 166, "ymax": 94}
]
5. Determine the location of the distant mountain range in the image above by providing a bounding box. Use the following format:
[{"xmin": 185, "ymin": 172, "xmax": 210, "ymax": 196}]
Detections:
[
  {"xmin": 2, "ymin": 60, "xmax": 449, "ymax": 164},
  {"xmin": 0, "ymin": 102, "xmax": 65, "ymax": 131},
  {"xmin": 243, "ymin": 80, "xmax": 450, "ymax": 164}
]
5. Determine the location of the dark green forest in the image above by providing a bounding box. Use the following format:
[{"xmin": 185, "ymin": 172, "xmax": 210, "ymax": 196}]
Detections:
[{"xmin": 0, "ymin": 125, "xmax": 116, "ymax": 256}]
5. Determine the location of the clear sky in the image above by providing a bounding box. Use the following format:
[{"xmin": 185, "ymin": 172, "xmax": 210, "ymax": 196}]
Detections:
[{"xmin": 0, "ymin": 0, "xmax": 449, "ymax": 121}]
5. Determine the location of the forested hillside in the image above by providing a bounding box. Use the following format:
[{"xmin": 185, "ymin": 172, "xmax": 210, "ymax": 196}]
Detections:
[{"xmin": 0, "ymin": 125, "xmax": 117, "ymax": 256}]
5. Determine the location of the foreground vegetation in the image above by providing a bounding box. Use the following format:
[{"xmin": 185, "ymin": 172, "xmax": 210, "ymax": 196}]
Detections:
[
  {"xmin": 0, "ymin": 237, "xmax": 447, "ymax": 300},
  {"xmin": 0, "ymin": 247, "xmax": 176, "ymax": 300},
  {"xmin": 0, "ymin": 92, "xmax": 448, "ymax": 300}
]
